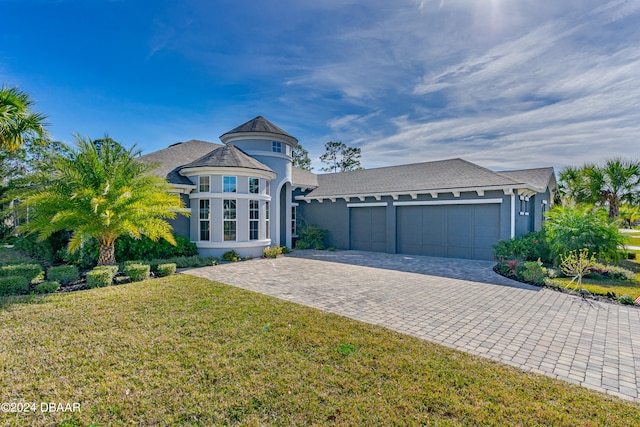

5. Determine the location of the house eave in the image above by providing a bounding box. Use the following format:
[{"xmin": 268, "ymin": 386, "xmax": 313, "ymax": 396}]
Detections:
[
  {"xmin": 169, "ymin": 183, "xmax": 196, "ymax": 194},
  {"xmin": 220, "ymin": 131, "xmax": 298, "ymax": 147},
  {"xmin": 297, "ymin": 184, "xmax": 541, "ymax": 203},
  {"xmin": 180, "ymin": 166, "xmax": 277, "ymax": 180}
]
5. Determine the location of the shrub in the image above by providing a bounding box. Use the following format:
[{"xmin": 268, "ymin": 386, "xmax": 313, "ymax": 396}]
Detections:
[
  {"xmin": 156, "ymin": 263, "xmax": 176, "ymax": 277},
  {"xmin": 115, "ymin": 234, "xmax": 197, "ymax": 262},
  {"xmin": 628, "ymin": 252, "xmax": 637, "ymax": 260},
  {"xmin": 222, "ymin": 250, "xmax": 241, "ymax": 262},
  {"xmin": 63, "ymin": 238, "xmax": 99, "ymax": 270},
  {"xmin": 124, "ymin": 264, "xmax": 150, "ymax": 282},
  {"xmin": 0, "ymin": 263, "xmax": 43, "ymax": 283},
  {"xmin": 0, "ymin": 276, "xmax": 30, "ymax": 296},
  {"xmin": 544, "ymin": 205, "xmax": 626, "ymax": 262},
  {"xmin": 586, "ymin": 263, "xmax": 636, "ymax": 281},
  {"xmin": 94, "ymin": 265, "xmax": 119, "ymax": 277},
  {"xmin": 618, "ymin": 294, "xmax": 634, "ymax": 305},
  {"xmin": 35, "ymin": 281, "xmax": 60, "ymax": 294},
  {"xmin": 280, "ymin": 246, "xmax": 291, "ymax": 254},
  {"xmin": 86, "ymin": 269, "xmax": 114, "ymax": 288},
  {"xmin": 295, "ymin": 225, "xmax": 329, "ymax": 250},
  {"xmin": 492, "ymin": 230, "xmax": 552, "ymax": 263},
  {"xmin": 12, "ymin": 230, "xmax": 69, "ymax": 265},
  {"xmin": 263, "ymin": 246, "xmax": 283, "ymax": 258},
  {"xmin": 119, "ymin": 255, "xmax": 218, "ymax": 271},
  {"xmin": 47, "ymin": 265, "xmax": 80, "ymax": 284},
  {"xmin": 521, "ymin": 260, "xmax": 547, "ymax": 285},
  {"xmin": 494, "ymin": 261, "xmax": 513, "ymax": 277}
]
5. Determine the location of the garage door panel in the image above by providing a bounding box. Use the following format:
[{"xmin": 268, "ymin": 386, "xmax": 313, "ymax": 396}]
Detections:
[
  {"xmin": 351, "ymin": 207, "xmax": 387, "ymax": 252},
  {"xmin": 396, "ymin": 203, "xmax": 500, "ymax": 261},
  {"xmin": 421, "ymin": 206, "xmax": 445, "ymax": 243},
  {"xmin": 370, "ymin": 208, "xmax": 387, "ymax": 252},
  {"xmin": 474, "ymin": 205, "xmax": 499, "ymax": 240},
  {"xmin": 447, "ymin": 206, "xmax": 472, "ymax": 247},
  {"xmin": 397, "ymin": 206, "xmax": 421, "ymax": 254}
]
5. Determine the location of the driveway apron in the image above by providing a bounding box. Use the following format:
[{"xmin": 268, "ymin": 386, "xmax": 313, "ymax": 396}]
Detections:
[{"xmin": 184, "ymin": 250, "xmax": 640, "ymax": 403}]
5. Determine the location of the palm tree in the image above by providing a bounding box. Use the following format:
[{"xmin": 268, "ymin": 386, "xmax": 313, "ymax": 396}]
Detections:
[
  {"xmin": 19, "ymin": 136, "xmax": 187, "ymax": 265},
  {"xmin": 583, "ymin": 159, "xmax": 640, "ymax": 218},
  {"xmin": 558, "ymin": 159, "xmax": 640, "ymax": 218},
  {"xmin": 558, "ymin": 166, "xmax": 589, "ymax": 206},
  {"xmin": 0, "ymin": 85, "xmax": 49, "ymax": 151}
]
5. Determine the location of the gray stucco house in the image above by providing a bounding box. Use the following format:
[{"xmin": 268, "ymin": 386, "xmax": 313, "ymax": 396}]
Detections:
[{"xmin": 139, "ymin": 116, "xmax": 556, "ymax": 260}]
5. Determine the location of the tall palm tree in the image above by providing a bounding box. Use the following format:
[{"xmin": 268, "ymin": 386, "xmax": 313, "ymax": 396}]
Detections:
[
  {"xmin": 19, "ymin": 136, "xmax": 187, "ymax": 265},
  {"xmin": 0, "ymin": 85, "xmax": 49, "ymax": 151},
  {"xmin": 583, "ymin": 159, "xmax": 640, "ymax": 218},
  {"xmin": 558, "ymin": 159, "xmax": 640, "ymax": 218}
]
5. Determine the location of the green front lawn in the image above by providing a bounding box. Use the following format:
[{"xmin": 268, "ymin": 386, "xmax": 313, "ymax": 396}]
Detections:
[{"xmin": 1, "ymin": 275, "xmax": 639, "ymax": 426}]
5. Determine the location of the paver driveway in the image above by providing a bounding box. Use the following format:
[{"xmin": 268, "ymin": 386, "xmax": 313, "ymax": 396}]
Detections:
[{"xmin": 184, "ymin": 250, "xmax": 640, "ymax": 403}]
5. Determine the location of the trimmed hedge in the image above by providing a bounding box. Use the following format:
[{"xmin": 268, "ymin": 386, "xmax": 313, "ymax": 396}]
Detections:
[
  {"xmin": 156, "ymin": 263, "xmax": 176, "ymax": 277},
  {"xmin": 124, "ymin": 264, "xmax": 150, "ymax": 282},
  {"xmin": 94, "ymin": 265, "xmax": 119, "ymax": 277},
  {"xmin": 119, "ymin": 256, "xmax": 218, "ymax": 272},
  {"xmin": 47, "ymin": 265, "xmax": 80, "ymax": 284},
  {"xmin": 115, "ymin": 234, "xmax": 197, "ymax": 262},
  {"xmin": 0, "ymin": 276, "xmax": 30, "ymax": 296},
  {"xmin": 35, "ymin": 281, "xmax": 61, "ymax": 294},
  {"xmin": 0, "ymin": 263, "xmax": 43, "ymax": 283},
  {"xmin": 86, "ymin": 269, "xmax": 114, "ymax": 288}
]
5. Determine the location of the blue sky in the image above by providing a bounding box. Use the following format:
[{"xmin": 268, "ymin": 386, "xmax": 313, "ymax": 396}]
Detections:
[{"xmin": 1, "ymin": 0, "xmax": 639, "ymax": 171}]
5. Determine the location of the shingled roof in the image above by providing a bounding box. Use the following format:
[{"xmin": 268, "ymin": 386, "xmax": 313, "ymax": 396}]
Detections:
[
  {"xmin": 302, "ymin": 159, "xmax": 540, "ymax": 199},
  {"xmin": 181, "ymin": 144, "xmax": 274, "ymax": 174},
  {"xmin": 220, "ymin": 116, "xmax": 298, "ymax": 146},
  {"xmin": 497, "ymin": 167, "xmax": 556, "ymax": 193},
  {"xmin": 292, "ymin": 166, "xmax": 319, "ymax": 189},
  {"xmin": 137, "ymin": 139, "xmax": 221, "ymax": 185}
]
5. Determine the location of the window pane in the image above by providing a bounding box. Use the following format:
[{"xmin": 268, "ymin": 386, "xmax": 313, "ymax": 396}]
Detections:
[
  {"xmin": 224, "ymin": 221, "xmax": 236, "ymax": 241},
  {"xmin": 250, "ymin": 200, "xmax": 259, "ymax": 220},
  {"xmin": 223, "ymin": 200, "xmax": 236, "ymax": 219},
  {"xmin": 199, "ymin": 176, "xmax": 210, "ymax": 192},
  {"xmin": 291, "ymin": 206, "xmax": 296, "ymax": 235},
  {"xmin": 249, "ymin": 221, "xmax": 259, "ymax": 240},
  {"xmin": 249, "ymin": 177, "xmax": 259, "ymax": 194},
  {"xmin": 223, "ymin": 176, "xmax": 237, "ymax": 193},
  {"xmin": 200, "ymin": 221, "xmax": 210, "ymax": 241},
  {"xmin": 272, "ymin": 141, "xmax": 282, "ymax": 153},
  {"xmin": 199, "ymin": 199, "xmax": 209, "ymax": 219}
]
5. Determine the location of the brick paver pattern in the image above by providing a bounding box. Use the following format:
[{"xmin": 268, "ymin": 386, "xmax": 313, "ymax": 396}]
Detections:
[{"xmin": 184, "ymin": 250, "xmax": 640, "ymax": 402}]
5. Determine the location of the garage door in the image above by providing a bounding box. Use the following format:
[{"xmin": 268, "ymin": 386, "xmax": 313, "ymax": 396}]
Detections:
[
  {"xmin": 396, "ymin": 204, "xmax": 500, "ymax": 260},
  {"xmin": 350, "ymin": 207, "xmax": 387, "ymax": 252}
]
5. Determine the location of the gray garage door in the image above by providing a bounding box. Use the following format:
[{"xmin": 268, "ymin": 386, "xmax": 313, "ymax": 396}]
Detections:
[
  {"xmin": 350, "ymin": 207, "xmax": 387, "ymax": 252},
  {"xmin": 396, "ymin": 204, "xmax": 499, "ymax": 260}
]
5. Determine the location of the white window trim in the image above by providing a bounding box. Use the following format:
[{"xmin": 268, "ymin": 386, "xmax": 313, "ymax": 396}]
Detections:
[
  {"xmin": 249, "ymin": 200, "xmax": 260, "ymax": 241},
  {"xmin": 249, "ymin": 177, "xmax": 260, "ymax": 194},
  {"xmin": 223, "ymin": 199, "xmax": 237, "ymax": 241},
  {"xmin": 198, "ymin": 176, "xmax": 210, "ymax": 193},
  {"xmin": 223, "ymin": 176, "xmax": 237, "ymax": 193},
  {"xmin": 199, "ymin": 199, "xmax": 210, "ymax": 241}
]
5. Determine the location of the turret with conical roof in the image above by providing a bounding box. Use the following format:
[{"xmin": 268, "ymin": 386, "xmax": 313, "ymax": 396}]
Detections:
[
  {"xmin": 220, "ymin": 116, "xmax": 298, "ymax": 147},
  {"xmin": 218, "ymin": 116, "xmax": 297, "ymax": 249}
]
